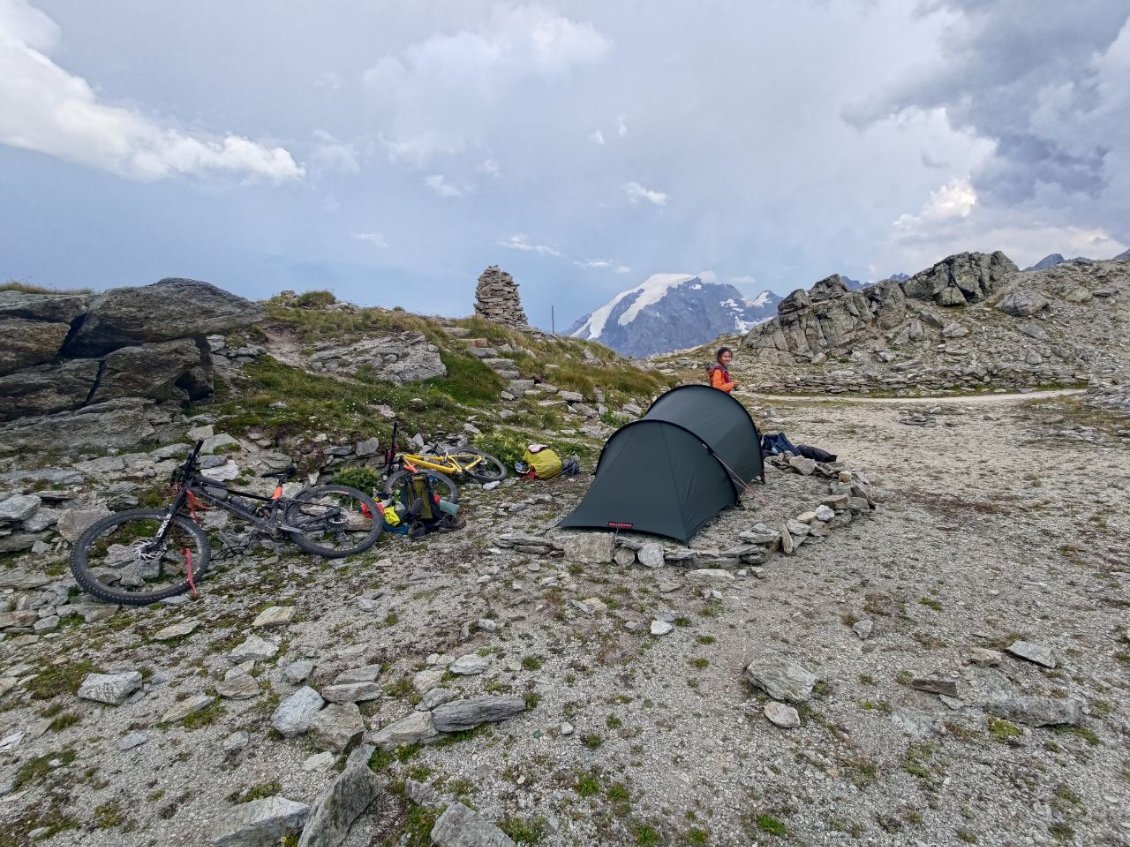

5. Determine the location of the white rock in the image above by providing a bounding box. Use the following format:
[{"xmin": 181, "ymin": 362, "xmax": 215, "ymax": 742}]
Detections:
[
  {"xmin": 271, "ymin": 687, "xmax": 325, "ymax": 737},
  {"xmin": 210, "ymin": 796, "xmax": 309, "ymax": 847},
  {"xmin": 764, "ymin": 701, "xmax": 801, "ymax": 728},
  {"xmin": 650, "ymin": 620, "xmax": 674, "ymax": 636},
  {"xmin": 637, "ymin": 542, "xmax": 665, "ymax": 568},
  {"xmin": 449, "ymin": 654, "xmax": 490, "ymax": 676},
  {"xmin": 253, "ymin": 607, "xmax": 295, "ymax": 628},
  {"xmin": 229, "ymin": 634, "xmax": 278, "ymax": 663},
  {"xmin": 303, "ymin": 751, "xmax": 336, "ymax": 772},
  {"xmin": 1006, "ymin": 640, "xmax": 1056, "ymax": 668},
  {"xmin": 153, "ymin": 621, "xmax": 199, "ymax": 641},
  {"xmin": 814, "ymin": 505, "xmax": 835, "ymax": 522},
  {"xmin": 78, "ymin": 671, "xmax": 142, "ymax": 706}
]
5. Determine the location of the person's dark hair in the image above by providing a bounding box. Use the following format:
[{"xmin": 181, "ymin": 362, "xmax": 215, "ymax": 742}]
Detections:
[{"xmin": 715, "ymin": 346, "xmax": 732, "ymax": 363}]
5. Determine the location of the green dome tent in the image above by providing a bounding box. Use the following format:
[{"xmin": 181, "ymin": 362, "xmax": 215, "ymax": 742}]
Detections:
[{"xmin": 560, "ymin": 384, "xmax": 764, "ymax": 542}]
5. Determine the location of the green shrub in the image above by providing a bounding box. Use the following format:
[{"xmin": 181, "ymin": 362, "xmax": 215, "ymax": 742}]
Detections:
[
  {"xmin": 332, "ymin": 466, "xmax": 383, "ymax": 495},
  {"xmin": 293, "ymin": 290, "xmax": 336, "ymax": 307}
]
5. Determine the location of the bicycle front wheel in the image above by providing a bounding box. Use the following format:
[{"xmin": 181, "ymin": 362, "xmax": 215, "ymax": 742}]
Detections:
[
  {"xmin": 383, "ymin": 469, "xmax": 459, "ymax": 505},
  {"xmin": 285, "ymin": 485, "xmax": 382, "ymax": 558},
  {"xmin": 70, "ymin": 508, "xmax": 211, "ymax": 606},
  {"xmin": 455, "ymin": 448, "xmax": 507, "ymax": 482}
]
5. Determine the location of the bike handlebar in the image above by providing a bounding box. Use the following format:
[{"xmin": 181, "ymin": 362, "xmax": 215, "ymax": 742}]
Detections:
[{"xmin": 172, "ymin": 439, "xmax": 206, "ymax": 485}]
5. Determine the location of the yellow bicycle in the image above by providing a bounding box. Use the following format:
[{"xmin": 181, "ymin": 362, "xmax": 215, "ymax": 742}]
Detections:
[{"xmin": 380, "ymin": 420, "xmax": 507, "ymax": 501}]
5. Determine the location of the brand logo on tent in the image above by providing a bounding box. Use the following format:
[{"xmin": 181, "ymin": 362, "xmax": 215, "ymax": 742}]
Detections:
[{"xmin": 607, "ymin": 521, "xmax": 633, "ymax": 529}]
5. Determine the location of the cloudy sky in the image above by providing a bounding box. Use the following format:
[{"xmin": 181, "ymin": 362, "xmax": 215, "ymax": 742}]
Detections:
[{"xmin": 1, "ymin": 0, "xmax": 1127, "ymax": 329}]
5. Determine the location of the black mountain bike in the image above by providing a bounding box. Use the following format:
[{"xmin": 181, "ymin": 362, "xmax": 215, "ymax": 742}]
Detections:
[{"xmin": 70, "ymin": 440, "xmax": 381, "ymax": 606}]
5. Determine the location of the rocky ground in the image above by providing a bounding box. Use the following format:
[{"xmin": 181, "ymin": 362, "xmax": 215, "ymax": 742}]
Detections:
[{"xmin": 1, "ymin": 390, "xmax": 1128, "ymax": 847}]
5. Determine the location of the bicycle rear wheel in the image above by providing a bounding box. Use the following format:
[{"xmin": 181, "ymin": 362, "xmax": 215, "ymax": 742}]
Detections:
[
  {"xmin": 285, "ymin": 485, "xmax": 382, "ymax": 558},
  {"xmin": 70, "ymin": 508, "xmax": 210, "ymax": 606},
  {"xmin": 454, "ymin": 448, "xmax": 507, "ymax": 482},
  {"xmin": 383, "ymin": 469, "xmax": 459, "ymax": 505}
]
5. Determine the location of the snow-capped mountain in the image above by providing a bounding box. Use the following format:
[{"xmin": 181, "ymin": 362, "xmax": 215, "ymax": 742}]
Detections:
[{"xmin": 568, "ymin": 274, "xmax": 780, "ymax": 357}]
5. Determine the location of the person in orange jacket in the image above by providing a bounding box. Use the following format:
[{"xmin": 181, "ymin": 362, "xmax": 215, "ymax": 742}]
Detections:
[{"xmin": 708, "ymin": 347, "xmax": 738, "ymax": 393}]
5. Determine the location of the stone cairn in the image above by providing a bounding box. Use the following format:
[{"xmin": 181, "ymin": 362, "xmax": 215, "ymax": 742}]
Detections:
[{"xmin": 474, "ymin": 266, "xmax": 528, "ymax": 329}]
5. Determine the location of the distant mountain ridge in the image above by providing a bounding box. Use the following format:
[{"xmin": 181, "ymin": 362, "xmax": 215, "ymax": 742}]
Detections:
[{"xmin": 568, "ymin": 274, "xmax": 780, "ymax": 357}]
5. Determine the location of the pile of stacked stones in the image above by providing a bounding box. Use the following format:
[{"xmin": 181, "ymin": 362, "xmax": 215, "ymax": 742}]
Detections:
[{"xmin": 473, "ymin": 266, "xmax": 528, "ymax": 329}]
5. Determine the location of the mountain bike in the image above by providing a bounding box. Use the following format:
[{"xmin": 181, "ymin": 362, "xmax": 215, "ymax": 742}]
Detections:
[
  {"xmin": 70, "ymin": 440, "xmax": 381, "ymax": 606},
  {"xmin": 379, "ymin": 419, "xmax": 506, "ymax": 503}
]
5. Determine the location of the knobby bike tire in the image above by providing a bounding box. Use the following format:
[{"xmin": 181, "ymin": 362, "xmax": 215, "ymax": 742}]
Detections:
[
  {"xmin": 455, "ymin": 448, "xmax": 507, "ymax": 482},
  {"xmin": 383, "ymin": 469, "xmax": 459, "ymax": 505},
  {"xmin": 70, "ymin": 508, "xmax": 211, "ymax": 607},
  {"xmin": 285, "ymin": 485, "xmax": 382, "ymax": 558}
]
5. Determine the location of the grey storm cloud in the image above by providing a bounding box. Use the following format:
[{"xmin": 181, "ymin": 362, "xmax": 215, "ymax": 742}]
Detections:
[{"xmin": 847, "ymin": 0, "xmax": 1130, "ymax": 203}]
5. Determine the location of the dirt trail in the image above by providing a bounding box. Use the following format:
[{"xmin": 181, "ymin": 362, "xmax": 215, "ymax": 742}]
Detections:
[{"xmin": 746, "ymin": 387, "xmax": 1086, "ymax": 405}]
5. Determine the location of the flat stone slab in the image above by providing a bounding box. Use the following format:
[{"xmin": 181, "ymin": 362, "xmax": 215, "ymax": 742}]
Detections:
[
  {"xmin": 160, "ymin": 693, "xmax": 214, "ymax": 724},
  {"xmin": 216, "ymin": 674, "xmax": 261, "ymax": 700},
  {"xmin": 272, "ymin": 686, "xmax": 326, "ymax": 738},
  {"xmin": 449, "ymin": 654, "xmax": 490, "ymax": 676},
  {"xmin": 1006, "ymin": 640, "xmax": 1056, "ymax": 668},
  {"xmin": 368, "ymin": 711, "xmax": 438, "ymax": 750},
  {"xmin": 431, "ymin": 696, "xmax": 526, "ymax": 734},
  {"xmin": 745, "ymin": 658, "xmax": 819, "ymax": 703},
  {"xmin": 78, "ymin": 671, "xmax": 142, "ymax": 706},
  {"xmin": 309, "ymin": 702, "xmax": 365, "ymax": 752},
  {"xmin": 910, "ymin": 678, "xmax": 959, "ymax": 697},
  {"xmin": 253, "ymin": 606, "xmax": 296, "ymax": 628},
  {"xmin": 764, "ymin": 701, "xmax": 801, "ymax": 728},
  {"xmin": 229, "ymin": 634, "xmax": 279, "ymax": 662},
  {"xmin": 321, "ymin": 682, "xmax": 382, "ymax": 703},
  {"xmin": 153, "ymin": 621, "xmax": 199, "ymax": 641},
  {"xmin": 211, "ymin": 796, "xmax": 310, "ymax": 847},
  {"xmin": 431, "ymin": 801, "xmax": 516, "ymax": 847},
  {"xmin": 298, "ymin": 747, "xmax": 383, "ymax": 847}
]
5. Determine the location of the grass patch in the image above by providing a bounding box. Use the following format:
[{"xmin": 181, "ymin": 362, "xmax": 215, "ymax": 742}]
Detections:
[
  {"xmin": 93, "ymin": 799, "xmax": 125, "ymax": 829},
  {"xmin": 14, "ymin": 748, "xmax": 76, "ymax": 789},
  {"xmin": 47, "ymin": 712, "xmax": 80, "ymax": 732},
  {"xmin": 27, "ymin": 659, "xmax": 95, "ymax": 700},
  {"xmin": 181, "ymin": 701, "xmax": 224, "ymax": 729},
  {"xmin": 499, "ymin": 815, "xmax": 549, "ymax": 844},
  {"xmin": 229, "ymin": 780, "xmax": 282, "ymax": 803},
  {"xmin": 987, "ymin": 717, "xmax": 1022, "ymax": 742},
  {"xmin": 1053, "ymin": 725, "xmax": 1101, "ymax": 746},
  {"xmin": 754, "ymin": 814, "xmax": 788, "ymax": 837},
  {"xmin": 631, "ymin": 822, "xmax": 662, "ymax": 846}
]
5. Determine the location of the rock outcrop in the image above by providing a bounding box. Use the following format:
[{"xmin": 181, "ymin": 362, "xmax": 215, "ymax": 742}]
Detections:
[
  {"xmin": 902, "ymin": 251, "xmax": 1017, "ymax": 306},
  {"xmin": 474, "ymin": 266, "xmax": 528, "ymax": 329},
  {"xmin": 743, "ymin": 275, "xmax": 907, "ymax": 365},
  {"xmin": 0, "ymin": 279, "xmax": 260, "ymax": 434},
  {"xmin": 731, "ymin": 251, "xmax": 1128, "ymax": 394}
]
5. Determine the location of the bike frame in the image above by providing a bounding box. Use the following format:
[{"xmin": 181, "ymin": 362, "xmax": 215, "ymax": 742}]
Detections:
[
  {"xmin": 157, "ymin": 440, "xmax": 297, "ymax": 542},
  {"xmin": 381, "ymin": 419, "xmax": 483, "ymax": 478}
]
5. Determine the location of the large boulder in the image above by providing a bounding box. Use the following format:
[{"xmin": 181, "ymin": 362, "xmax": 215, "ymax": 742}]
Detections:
[
  {"xmin": 90, "ymin": 338, "xmax": 209, "ymax": 404},
  {"xmin": 903, "ymin": 251, "xmax": 1017, "ymax": 306},
  {"xmin": 0, "ymin": 290, "xmax": 92, "ymax": 324},
  {"xmin": 998, "ymin": 288, "xmax": 1051, "ymax": 318},
  {"xmin": 744, "ymin": 275, "xmax": 875, "ymax": 362},
  {"xmin": 0, "ymin": 360, "xmax": 101, "ymax": 421},
  {"xmin": 0, "ymin": 318, "xmax": 71, "ymax": 375},
  {"xmin": 65, "ymin": 278, "xmax": 263, "ymax": 357},
  {"xmin": 0, "ymin": 398, "xmax": 157, "ymax": 454}
]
